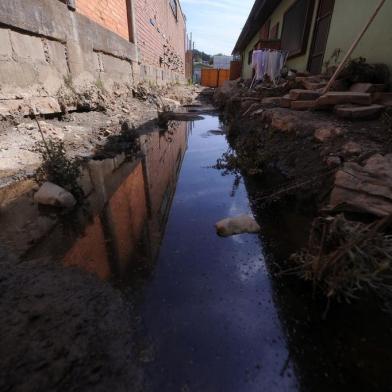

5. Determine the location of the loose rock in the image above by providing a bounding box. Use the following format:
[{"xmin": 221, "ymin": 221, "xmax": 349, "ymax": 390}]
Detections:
[
  {"xmin": 330, "ymin": 154, "xmax": 392, "ymax": 217},
  {"xmin": 34, "ymin": 182, "xmax": 77, "ymax": 208},
  {"xmin": 215, "ymin": 215, "xmax": 261, "ymax": 237}
]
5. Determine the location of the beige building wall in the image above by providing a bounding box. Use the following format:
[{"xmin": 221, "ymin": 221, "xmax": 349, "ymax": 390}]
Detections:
[
  {"xmin": 241, "ymin": 0, "xmax": 320, "ymax": 78},
  {"xmin": 324, "ymin": 0, "xmax": 392, "ymax": 74}
]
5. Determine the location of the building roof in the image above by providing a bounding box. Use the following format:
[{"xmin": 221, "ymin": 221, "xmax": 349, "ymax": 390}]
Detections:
[{"xmin": 232, "ymin": 0, "xmax": 281, "ymax": 54}]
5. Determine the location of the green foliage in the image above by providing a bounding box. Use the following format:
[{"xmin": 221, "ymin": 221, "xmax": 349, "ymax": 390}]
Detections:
[
  {"xmin": 95, "ymin": 78, "xmax": 105, "ymax": 91},
  {"xmin": 35, "ymin": 139, "xmax": 83, "ymax": 202},
  {"xmin": 193, "ymin": 49, "xmax": 212, "ymax": 64}
]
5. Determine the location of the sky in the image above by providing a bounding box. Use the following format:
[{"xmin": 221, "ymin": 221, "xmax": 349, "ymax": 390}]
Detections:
[{"xmin": 180, "ymin": 0, "xmax": 255, "ymax": 56}]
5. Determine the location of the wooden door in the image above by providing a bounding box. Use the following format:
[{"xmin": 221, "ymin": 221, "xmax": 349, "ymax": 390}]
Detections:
[{"xmin": 308, "ymin": 0, "xmax": 335, "ymax": 74}]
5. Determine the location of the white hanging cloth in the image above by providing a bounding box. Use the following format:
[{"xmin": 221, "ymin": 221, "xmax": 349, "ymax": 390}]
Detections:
[{"xmin": 251, "ymin": 49, "xmax": 288, "ymax": 83}]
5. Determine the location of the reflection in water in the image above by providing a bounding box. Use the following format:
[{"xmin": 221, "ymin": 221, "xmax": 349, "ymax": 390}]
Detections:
[{"xmin": 27, "ymin": 121, "xmax": 191, "ymax": 280}]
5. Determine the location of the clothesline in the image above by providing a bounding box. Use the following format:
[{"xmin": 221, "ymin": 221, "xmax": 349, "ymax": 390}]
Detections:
[{"xmin": 250, "ymin": 48, "xmax": 289, "ymax": 89}]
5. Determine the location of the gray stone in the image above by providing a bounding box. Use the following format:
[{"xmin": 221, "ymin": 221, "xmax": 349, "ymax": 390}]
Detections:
[
  {"xmin": 34, "ymin": 182, "xmax": 76, "ymax": 208},
  {"xmin": 215, "ymin": 215, "xmax": 260, "ymax": 237}
]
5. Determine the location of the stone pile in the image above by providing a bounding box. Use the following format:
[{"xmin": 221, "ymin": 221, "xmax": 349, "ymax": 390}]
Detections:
[{"xmin": 279, "ymin": 75, "xmax": 391, "ymax": 120}]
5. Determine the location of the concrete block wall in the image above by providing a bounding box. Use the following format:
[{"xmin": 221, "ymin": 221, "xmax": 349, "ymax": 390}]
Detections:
[
  {"xmin": 0, "ymin": 0, "xmax": 137, "ymax": 103},
  {"xmin": 0, "ymin": 0, "xmax": 186, "ymax": 111}
]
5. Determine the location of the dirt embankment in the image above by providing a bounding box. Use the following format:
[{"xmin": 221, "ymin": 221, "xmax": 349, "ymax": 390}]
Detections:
[
  {"xmin": 214, "ymin": 79, "xmax": 392, "ymax": 305},
  {"xmin": 0, "ymin": 83, "xmax": 204, "ymax": 392},
  {"xmin": 0, "ymin": 248, "xmax": 144, "ymax": 392},
  {"xmin": 0, "ymin": 83, "xmax": 202, "ymax": 184}
]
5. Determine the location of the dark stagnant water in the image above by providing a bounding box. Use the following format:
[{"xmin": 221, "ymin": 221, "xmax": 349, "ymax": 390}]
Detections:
[{"xmin": 25, "ymin": 114, "xmax": 392, "ymax": 391}]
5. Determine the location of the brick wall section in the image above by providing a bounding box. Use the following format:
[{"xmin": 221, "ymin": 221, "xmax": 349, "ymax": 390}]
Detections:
[
  {"xmin": 76, "ymin": 0, "xmax": 130, "ymax": 41},
  {"xmin": 135, "ymin": 0, "xmax": 186, "ymax": 76}
]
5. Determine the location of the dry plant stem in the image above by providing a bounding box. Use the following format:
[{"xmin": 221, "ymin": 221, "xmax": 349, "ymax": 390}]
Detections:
[
  {"xmin": 30, "ymin": 108, "xmax": 50, "ymax": 155},
  {"xmin": 320, "ymin": 215, "xmax": 392, "ymax": 280}
]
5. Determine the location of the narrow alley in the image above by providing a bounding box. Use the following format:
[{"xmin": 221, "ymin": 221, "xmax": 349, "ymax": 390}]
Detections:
[{"xmin": 0, "ymin": 1, "xmax": 392, "ymax": 392}]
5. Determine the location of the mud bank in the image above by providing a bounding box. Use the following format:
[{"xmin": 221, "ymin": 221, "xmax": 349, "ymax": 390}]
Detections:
[
  {"xmin": 0, "ymin": 249, "xmax": 143, "ymax": 392},
  {"xmin": 0, "ymin": 85, "xmax": 212, "ymax": 392},
  {"xmin": 214, "ymin": 80, "xmax": 392, "ymax": 303},
  {"xmin": 0, "ymin": 83, "xmax": 203, "ymax": 184},
  {"xmin": 213, "ymin": 82, "xmax": 392, "ymax": 392}
]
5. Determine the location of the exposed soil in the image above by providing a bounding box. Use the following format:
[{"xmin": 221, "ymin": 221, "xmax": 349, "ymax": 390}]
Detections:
[
  {"xmin": 0, "ymin": 83, "xmax": 203, "ymax": 184},
  {"xmin": 214, "ymin": 80, "xmax": 392, "ymax": 305},
  {"xmin": 0, "ymin": 84, "xmax": 207, "ymax": 392},
  {"xmin": 0, "ymin": 248, "xmax": 144, "ymax": 392}
]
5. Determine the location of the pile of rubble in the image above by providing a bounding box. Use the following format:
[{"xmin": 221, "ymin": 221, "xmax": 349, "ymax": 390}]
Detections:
[{"xmin": 279, "ymin": 74, "xmax": 392, "ymax": 120}]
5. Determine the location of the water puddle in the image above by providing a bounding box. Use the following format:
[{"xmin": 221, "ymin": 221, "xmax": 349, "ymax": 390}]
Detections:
[{"xmin": 129, "ymin": 115, "xmax": 297, "ymax": 391}]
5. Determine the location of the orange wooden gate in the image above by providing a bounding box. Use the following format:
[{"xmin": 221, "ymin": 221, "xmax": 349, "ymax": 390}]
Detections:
[
  {"xmin": 201, "ymin": 69, "xmax": 230, "ymax": 87},
  {"xmin": 218, "ymin": 69, "xmax": 229, "ymax": 86}
]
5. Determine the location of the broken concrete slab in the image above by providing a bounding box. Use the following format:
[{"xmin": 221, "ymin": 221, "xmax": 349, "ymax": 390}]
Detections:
[
  {"xmin": 290, "ymin": 100, "xmax": 316, "ymax": 111},
  {"xmin": 349, "ymin": 83, "xmax": 385, "ymax": 93},
  {"xmin": 30, "ymin": 97, "xmax": 62, "ymax": 115},
  {"xmin": 0, "ymin": 97, "xmax": 62, "ymax": 117},
  {"xmin": 289, "ymin": 89, "xmax": 321, "ymax": 101},
  {"xmin": 330, "ymin": 154, "xmax": 392, "ymax": 217},
  {"xmin": 316, "ymin": 92, "xmax": 372, "ymax": 107},
  {"xmin": 335, "ymin": 104, "xmax": 384, "ymax": 119}
]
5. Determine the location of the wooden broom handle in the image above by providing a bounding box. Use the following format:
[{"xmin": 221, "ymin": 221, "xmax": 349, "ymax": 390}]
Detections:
[{"xmin": 323, "ymin": 0, "xmax": 386, "ymax": 94}]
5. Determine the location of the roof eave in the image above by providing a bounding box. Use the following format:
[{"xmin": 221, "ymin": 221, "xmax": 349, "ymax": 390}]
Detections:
[{"xmin": 232, "ymin": 0, "xmax": 281, "ymax": 54}]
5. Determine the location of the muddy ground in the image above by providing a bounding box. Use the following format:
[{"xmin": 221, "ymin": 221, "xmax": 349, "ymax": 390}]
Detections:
[
  {"xmin": 0, "ymin": 248, "xmax": 144, "ymax": 392},
  {"xmin": 0, "ymin": 83, "xmax": 205, "ymax": 392},
  {"xmin": 214, "ymin": 80, "xmax": 392, "ymax": 303}
]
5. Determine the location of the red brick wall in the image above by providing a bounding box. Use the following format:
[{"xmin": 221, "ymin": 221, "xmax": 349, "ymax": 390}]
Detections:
[
  {"xmin": 76, "ymin": 0, "xmax": 130, "ymax": 41},
  {"xmin": 135, "ymin": 0, "xmax": 186, "ymax": 75},
  {"xmin": 75, "ymin": 0, "xmax": 186, "ymax": 77}
]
